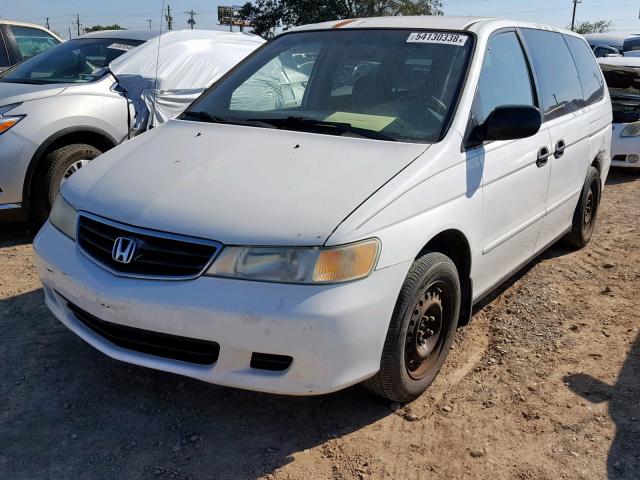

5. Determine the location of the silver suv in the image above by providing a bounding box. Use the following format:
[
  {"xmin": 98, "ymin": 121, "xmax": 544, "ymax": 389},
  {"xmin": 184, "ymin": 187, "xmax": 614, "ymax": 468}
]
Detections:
[{"xmin": 0, "ymin": 30, "xmax": 157, "ymax": 225}]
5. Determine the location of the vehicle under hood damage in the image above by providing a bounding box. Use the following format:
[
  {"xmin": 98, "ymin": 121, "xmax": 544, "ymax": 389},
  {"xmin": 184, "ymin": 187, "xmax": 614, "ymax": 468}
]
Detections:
[
  {"xmin": 60, "ymin": 120, "xmax": 429, "ymax": 246},
  {"xmin": 600, "ymin": 61, "xmax": 640, "ymax": 122}
]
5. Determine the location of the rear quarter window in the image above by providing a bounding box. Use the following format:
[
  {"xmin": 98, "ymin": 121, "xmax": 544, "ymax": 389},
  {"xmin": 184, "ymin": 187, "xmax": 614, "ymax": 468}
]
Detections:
[
  {"xmin": 564, "ymin": 35, "xmax": 605, "ymax": 106},
  {"xmin": 521, "ymin": 28, "xmax": 584, "ymax": 121}
]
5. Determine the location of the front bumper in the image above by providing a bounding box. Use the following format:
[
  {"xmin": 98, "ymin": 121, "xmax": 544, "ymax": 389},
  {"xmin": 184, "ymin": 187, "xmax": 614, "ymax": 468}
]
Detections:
[
  {"xmin": 611, "ymin": 124, "xmax": 640, "ymax": 168},
  {"xmin": 34, "ymin": 222, "xmax": 410, "ymax": 395},
  {"xmin": 0, "ymin": 127, "xmax": 38, "ymax": 207}
]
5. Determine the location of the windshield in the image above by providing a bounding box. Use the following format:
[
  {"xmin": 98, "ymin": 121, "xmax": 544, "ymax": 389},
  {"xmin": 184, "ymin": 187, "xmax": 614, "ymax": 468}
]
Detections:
[
  {"xmin": 183, "ymin": 29, "xmax": 474, "ymax": 143},
  {"xmin": 0, "ymin": 38, "xmax": 144, "ymax": 85}
]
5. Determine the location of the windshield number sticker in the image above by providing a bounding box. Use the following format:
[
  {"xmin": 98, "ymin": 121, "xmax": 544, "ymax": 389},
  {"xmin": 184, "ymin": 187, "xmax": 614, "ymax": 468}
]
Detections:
[
  {"xmin": 407, "ymin": 32, "xmax": 468, "ymax": 46},
  {"xmin": 107, "ymin": 43, "xmax": 134, "ymax": 52}
]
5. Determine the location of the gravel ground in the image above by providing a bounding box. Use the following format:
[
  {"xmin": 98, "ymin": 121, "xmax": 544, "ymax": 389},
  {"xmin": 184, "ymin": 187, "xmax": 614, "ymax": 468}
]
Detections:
[{"xmin": 1, "ymin": 170, "xmax": 638, "ymax": 480}]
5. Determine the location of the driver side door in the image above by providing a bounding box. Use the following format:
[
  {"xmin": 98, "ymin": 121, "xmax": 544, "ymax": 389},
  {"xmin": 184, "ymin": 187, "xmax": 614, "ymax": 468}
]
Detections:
[{"xmin": 470, "ymin": 30, "xmax": 552, "ymax": 298}]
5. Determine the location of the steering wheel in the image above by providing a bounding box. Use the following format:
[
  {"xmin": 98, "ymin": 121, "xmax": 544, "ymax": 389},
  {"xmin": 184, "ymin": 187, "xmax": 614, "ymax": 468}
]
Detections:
[{"xmin": 401, "ymin": 93, "xmax": 448, "ymax": 116}]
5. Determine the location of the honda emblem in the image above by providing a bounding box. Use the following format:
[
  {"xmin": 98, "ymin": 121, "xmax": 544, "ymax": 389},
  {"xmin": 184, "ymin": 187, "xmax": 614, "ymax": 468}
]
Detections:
[{"xmin": 112, "ymin": 237, "xmax": 136, "ymax": 264}]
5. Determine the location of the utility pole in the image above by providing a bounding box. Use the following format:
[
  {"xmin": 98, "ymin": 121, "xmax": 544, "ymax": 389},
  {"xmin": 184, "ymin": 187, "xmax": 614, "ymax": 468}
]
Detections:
[
  {"xmin": 45, "ymin": 17, "xmax": 50, "ymax": 29},
  {"xmin": 75, "ymin": 14, "xmax": 81, "ymax": 37},
  {"xmin": 165, "ymin": 4, "xmax": 173, "ymax": 30},
  {"xmin": 147, "ymin": 19, "xmax": 153, "ymax": 29},
  {"xmin": 185, "ymin": 9, "xmax": 197, "ymax": 29},
  {"xmin": 68, "ymin": 27, "xmax": 72, "ymax": 39},
  {"xmin": 571, "ymin": 0, "xmax": 582, "ymax": 32}
]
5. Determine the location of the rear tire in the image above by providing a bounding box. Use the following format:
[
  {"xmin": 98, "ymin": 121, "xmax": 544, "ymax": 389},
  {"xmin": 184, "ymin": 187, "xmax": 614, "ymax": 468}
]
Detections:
[
  {"xmin": 564, "ymin": 166, "xmax": 601, "ymax": 248},
  {"xmin": 363, "ymin": 252, "xmax": 461, "ymax": 402},
  {"xmin": 30, "ymin": 143, "xmax": 101, "ymax": 229}
]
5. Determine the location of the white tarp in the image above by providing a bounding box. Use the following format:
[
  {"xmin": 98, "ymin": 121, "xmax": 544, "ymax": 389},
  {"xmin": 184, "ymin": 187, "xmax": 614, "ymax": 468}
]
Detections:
[{"xmin": 109, "ymin": 30, "xmax": 264, "ymax": 131}]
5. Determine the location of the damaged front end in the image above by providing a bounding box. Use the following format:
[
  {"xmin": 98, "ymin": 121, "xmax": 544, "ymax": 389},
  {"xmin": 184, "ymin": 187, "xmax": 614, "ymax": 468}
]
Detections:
[{"xmin": 601, "ymin": 61, "xmax": 640, "ymax": 167}]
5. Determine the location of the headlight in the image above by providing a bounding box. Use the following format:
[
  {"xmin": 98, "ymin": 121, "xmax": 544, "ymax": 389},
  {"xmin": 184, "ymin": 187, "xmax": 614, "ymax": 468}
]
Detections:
[
  {"xmin": 206, "ymin": 239, "xmax": 380, "ymax": 284},
  {"xmin": 621, "ymin": 122, "xmax": 640, "ymax": 137},
  {"xmin": 0, "ymin": 103, "xmax": 24, "ymax": 135},
  {"xmin": 49, "ymin": 194, "xmax": 78, "ymax": 240}
]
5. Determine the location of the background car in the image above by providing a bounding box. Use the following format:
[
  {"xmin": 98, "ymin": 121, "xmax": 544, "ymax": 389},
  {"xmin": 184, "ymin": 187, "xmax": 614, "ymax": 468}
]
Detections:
[
  {"xmin": 0, "ymin": 20, "xmax": 61, "ymax": 72},
  {"xmin": 0, "ymin": 29, "xmax": 264, "ymax": 226},
  {"xmin": 585, "ymin": 32, "xmax": 640, "ymax": 58},
  {"xmin": 599, "ymin": 56, "xmax": 640, "ymax": 170}
]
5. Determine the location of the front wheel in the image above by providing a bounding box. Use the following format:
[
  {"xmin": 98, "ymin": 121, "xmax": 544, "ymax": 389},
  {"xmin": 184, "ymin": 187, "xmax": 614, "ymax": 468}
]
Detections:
[
  {"xmin": 363, "ymin": 252, "xmax": 461, "ymax": 402},
  {"xmin": 30, "ymin": 143, "xmax": 101, "ymax": 229},
  {"xmin": 564, "ymin": 166, "xmax": 601, "ymax": 248}
]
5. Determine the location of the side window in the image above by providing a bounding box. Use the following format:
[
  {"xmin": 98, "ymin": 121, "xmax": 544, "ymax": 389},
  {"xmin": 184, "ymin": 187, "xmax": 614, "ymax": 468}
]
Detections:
[
  {"xmin": 230, "ymin": 42, "xmax": 321, "ymax": 111},
  {"xmin": 521, "ymin": 29, "xmax": 584, "ymax": 121},
  {"xmin": 0, "ymin": 30, "xmax": 10, "ymax": 68},
  {"xmin": 10, "ymin": 26, "xmax": 59, "ymax": 61},
  {"xmin": 472, "ymin": 31, "xmax": 535, "ymax": 126},
  {"xmin": 564, "ymin": 35, "xmax": 605, "ymax": 106}
]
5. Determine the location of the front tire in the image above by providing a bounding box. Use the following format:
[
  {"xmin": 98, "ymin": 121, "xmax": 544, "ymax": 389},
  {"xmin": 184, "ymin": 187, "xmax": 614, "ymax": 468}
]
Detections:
[
  {"xmin": 30, "ymin": 143, "xmax": 101, "ymax": 229},
  {"xmin": 564, "ymin": 166, "xmax": 601, "ymax": 248},
  {"xmin": 363, "ymin": 252, "xmax": 461, "ymax": 402}
]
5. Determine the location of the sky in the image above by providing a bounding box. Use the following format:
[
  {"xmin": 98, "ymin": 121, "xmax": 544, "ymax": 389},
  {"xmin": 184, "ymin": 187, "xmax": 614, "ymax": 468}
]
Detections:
[{"xmin": 0, "ymin": 0, "xmax": 638, "ymax": 39}]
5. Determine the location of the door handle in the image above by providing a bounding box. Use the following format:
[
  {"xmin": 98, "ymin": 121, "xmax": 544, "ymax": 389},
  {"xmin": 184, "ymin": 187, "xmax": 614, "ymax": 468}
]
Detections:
[
  {"xmin": 536, "ymin": 146, "xmax": 550, "ymax": 168},
  {"xmin": 554, "ymin": 139, "xmax": 566, "ymax": 159}
]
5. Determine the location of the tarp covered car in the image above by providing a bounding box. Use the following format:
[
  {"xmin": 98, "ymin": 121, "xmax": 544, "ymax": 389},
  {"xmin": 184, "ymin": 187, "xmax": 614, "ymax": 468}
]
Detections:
[{"xmin": 111, "ymin": 30, "xmax": 265, "ymax": 131}]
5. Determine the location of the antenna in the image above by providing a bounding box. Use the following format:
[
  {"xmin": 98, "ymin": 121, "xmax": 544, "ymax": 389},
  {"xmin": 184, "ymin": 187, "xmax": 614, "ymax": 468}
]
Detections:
[{"xmin": 149, "ymin": 0, "xmax": 166, "ymax": 131}]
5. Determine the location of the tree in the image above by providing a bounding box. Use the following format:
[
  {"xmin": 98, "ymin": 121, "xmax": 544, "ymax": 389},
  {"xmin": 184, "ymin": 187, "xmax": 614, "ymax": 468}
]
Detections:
[
  {"xmin": 242, "ymin": 0, "xmax": 443, "ymax": 38},
  {"xmin": 84, "ymin": 24, "xmax": 126, "ymax": 33},
  {"xmin": 572, "ymin": 20, "xmax": 613, "ymax": 34}
]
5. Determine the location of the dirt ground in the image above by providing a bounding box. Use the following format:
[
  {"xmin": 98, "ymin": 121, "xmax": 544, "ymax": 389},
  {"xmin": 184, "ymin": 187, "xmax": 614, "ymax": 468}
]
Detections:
[{"xmin": 1, "ymin": 170, "xmax": 639, "ymax": 480}]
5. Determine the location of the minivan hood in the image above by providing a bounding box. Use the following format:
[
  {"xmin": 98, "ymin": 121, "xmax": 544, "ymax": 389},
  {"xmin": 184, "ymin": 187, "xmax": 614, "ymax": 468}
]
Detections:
[
  {"xmin": 63, "ymin": 120, "xmax": 428, "ymax": 246},
  {"xmin": 0, "ymin": 81, "xmax": 66, "ymax": 105}
]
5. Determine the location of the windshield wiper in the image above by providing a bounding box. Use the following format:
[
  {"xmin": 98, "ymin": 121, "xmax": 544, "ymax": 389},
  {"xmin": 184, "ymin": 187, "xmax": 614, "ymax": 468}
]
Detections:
[
  {"xmin": 180, "ymin": 111, "xmax": 228, "ymax": 123},
  {"xmin": 247, "ymin": 116, "xmax": 397, "ymax": 142},
  {"xmin": 180, "ymin": 111, "xmax": 275, "ymax": 129}
]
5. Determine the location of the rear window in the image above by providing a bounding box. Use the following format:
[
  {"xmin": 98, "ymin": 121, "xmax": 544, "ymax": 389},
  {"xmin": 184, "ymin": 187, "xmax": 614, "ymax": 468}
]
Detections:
[
  {"xmin": 10, "ymin": 25, "xmax": 59, "ymax": 60},
  {"xmin": 564, "ymin": 35, "xmax": 605, "ymax": 106},
  {"xmin": 521, "ymin": 29, "xmax": 584, "ymax": 121}
]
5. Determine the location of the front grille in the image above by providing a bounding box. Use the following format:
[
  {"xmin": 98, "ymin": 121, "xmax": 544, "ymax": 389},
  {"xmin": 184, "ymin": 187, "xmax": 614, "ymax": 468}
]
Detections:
[
  {"xmin": 613, "ymin": 155, "xmax": 628, "ymax": 162},
  {"xmin": 77, "ymin": 214, "xmax": 221, "ymax": 279},
  {"xmin": 67, "ymin": 300, "xmax": 220, "ymax": 365}
]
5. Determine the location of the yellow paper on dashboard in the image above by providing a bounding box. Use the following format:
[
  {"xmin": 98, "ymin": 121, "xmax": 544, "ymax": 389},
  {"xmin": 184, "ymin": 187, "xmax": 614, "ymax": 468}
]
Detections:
[{"xmin": 325, "ymin": 112, "xmax": 396, "ymax": 132}]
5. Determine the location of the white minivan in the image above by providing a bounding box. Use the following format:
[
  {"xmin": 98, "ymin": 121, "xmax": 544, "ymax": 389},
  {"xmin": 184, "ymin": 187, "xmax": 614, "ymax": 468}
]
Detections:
[{"xmin": 34, "ymin": 16, "xmax": 612, "ymax": 402}]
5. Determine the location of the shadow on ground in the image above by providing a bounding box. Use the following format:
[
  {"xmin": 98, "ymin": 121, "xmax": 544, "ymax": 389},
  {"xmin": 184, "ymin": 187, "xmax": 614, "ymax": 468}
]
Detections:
[
  {"xmin": 606, "ymin": 168, "xmax": 640, "ymax": 186},
  {"xmin": 565, "ymin": 333, "xmax": 640, "ymax": 480},
  {"xmin": 0, "ymin": 289, "xmax": 390, "ymax": 480},
  {"xmin": 0, "ymin": 222, "xmax": 33, "ymax": 248}
]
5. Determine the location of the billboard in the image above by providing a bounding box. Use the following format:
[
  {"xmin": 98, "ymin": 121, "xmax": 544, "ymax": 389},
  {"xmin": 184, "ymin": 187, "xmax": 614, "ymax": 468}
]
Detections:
[{"xmin": 218, "ymin": 6, "xmax": 252, "ymax": 27}]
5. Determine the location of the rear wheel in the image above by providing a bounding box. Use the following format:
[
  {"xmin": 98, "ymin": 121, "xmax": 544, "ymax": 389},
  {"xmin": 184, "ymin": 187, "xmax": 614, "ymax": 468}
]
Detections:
[
  {"xmin": 565, "ymin": 166, "xmax": 601, "ymax": 248},
  {"xmin": 363, "ymin": 252, "xmax": 461, "ymax": 402},
  {"xmin": 30, "ymin": 143, "xmax": 101, "ymax": 229}
]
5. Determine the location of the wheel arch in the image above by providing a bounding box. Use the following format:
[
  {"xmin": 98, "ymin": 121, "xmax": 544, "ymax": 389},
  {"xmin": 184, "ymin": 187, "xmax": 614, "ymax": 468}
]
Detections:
[
  {"xmin": 416, "ymin": 229, "xmax": 473, "ymax": 326},
  {"xmin": 22, "ymin": 126, "xmax": 118, "ymax": 209}
]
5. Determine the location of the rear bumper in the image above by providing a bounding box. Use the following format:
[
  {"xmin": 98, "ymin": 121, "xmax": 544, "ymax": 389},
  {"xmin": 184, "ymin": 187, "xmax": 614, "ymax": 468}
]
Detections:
[{"xmin": 34, "ymin": 222, "xmax": 410, "ymax": 395}]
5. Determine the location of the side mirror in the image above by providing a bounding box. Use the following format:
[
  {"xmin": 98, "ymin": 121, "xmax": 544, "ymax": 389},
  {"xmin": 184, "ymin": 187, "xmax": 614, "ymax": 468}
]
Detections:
[{"xmin": 471, "ymin": 105, "xmax": 542, "ymax": 145}]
